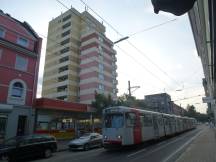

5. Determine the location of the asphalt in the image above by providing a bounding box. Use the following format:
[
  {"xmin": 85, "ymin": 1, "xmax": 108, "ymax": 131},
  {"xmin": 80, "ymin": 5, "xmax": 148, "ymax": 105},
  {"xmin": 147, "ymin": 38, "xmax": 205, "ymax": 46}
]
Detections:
[{"xmin": 33, "ymin": 126, "xmax": 204, "ymax": 162}]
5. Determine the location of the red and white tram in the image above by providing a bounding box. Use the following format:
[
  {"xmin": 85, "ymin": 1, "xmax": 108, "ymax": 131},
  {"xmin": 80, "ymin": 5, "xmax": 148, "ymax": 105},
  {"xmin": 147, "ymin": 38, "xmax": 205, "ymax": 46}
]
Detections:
[{"xmin": 102, "ymin": 106, "xmax": 196, "ymax": 148}]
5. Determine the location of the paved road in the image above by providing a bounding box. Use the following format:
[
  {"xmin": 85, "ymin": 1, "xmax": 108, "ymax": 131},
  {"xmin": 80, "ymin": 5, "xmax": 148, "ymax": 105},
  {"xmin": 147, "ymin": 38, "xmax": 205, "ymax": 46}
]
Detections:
[{"xmin": 33, "ymin": 126, "xmax": 204, "ymax": 162}]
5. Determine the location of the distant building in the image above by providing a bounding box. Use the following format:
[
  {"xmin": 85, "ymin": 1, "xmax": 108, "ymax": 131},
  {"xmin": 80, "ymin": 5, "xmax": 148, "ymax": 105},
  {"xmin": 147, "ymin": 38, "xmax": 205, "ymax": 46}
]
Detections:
[
  {"xmin": 42, "ymin": 8, "xmax": 118, "ymax": 104},
  {"xmin": 171, "ymin": 102, "xmax": 186, "ymax": 116},
  {"xmin": 144, "ymin": 93, "xmax": 172, "ymax": 114},
  {"xmin": 0, "ymin": 10, "xmax": 42, "ymax": 140}
]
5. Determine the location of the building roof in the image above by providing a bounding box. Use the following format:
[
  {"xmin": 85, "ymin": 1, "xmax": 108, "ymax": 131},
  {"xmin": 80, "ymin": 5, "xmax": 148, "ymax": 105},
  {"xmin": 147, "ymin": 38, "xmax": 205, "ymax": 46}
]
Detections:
[
  {"xmin": 0, "ymin": 10, "xmax": 39, "ymax": 40},
  {"xmin": 35, "ymin": 98, "xmax": 90, "ymax": 112}
]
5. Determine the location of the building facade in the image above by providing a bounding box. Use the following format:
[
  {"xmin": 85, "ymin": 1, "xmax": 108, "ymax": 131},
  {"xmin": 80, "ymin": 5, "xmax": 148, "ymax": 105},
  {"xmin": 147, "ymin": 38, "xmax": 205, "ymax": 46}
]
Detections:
[
  {"xmin": 171, "ymin": 102, "xmax": 186, "ymax": 116},
  {"xmin": 144, "ymin": 93, "xmax": 172, "ymax": 114},
  {"xmin": 188, "ymin": 0, "xmax": 216, "ymax": 122},
  {"xmin": 0, "ymin": 10, "xmax": 42, "ymax": 140},
  {"xmin": 42, "ymin": 9, "xmax": 117, "ymax": 104}
]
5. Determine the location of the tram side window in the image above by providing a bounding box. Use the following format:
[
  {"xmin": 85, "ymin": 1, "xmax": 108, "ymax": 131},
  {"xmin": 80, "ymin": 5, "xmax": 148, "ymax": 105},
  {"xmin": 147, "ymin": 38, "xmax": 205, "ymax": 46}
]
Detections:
[
  {"xmin": 141, "ymin": 114, "xmax": 153, "ymax": 127},
  {"xmin": 126, "ymin": 113, "xmax": 136, "ymax": 127}
]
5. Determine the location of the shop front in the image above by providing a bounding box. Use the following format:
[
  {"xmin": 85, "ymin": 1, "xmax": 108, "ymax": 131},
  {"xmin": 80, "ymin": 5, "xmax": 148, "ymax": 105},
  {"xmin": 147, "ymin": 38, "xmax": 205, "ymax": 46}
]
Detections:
[
  {"xmin": 34, "ymin": 98, "xmax": 101, "ymax": 139},
  {"xmin": 0, "ymin": 104, "xmax": 35, "ymax": 142}
]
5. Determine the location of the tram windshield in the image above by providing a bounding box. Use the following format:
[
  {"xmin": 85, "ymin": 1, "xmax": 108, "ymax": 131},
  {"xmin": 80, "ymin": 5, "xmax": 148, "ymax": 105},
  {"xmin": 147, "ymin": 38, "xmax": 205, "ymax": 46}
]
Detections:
[{"xmin": 104, "ymin": 114, "xmax": 124, "ymax": 128}]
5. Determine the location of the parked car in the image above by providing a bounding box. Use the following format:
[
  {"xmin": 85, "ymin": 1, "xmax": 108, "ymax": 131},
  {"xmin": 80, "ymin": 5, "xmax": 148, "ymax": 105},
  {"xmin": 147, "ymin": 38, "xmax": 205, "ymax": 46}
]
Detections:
[
  {"xmin": 68, "ymin": 133, "xmax": 103, "ymax": 151},
  {"xmin": 0, "ymin": 134, "xmax": 57, "ymax": 161}
]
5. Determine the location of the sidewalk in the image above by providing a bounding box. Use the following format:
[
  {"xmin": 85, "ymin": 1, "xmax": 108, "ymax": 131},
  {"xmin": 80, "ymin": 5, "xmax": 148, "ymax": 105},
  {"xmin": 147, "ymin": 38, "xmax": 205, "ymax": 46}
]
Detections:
[{"xmin": 176, "ymin": 126, "xmax": 216, "ymax": 162}]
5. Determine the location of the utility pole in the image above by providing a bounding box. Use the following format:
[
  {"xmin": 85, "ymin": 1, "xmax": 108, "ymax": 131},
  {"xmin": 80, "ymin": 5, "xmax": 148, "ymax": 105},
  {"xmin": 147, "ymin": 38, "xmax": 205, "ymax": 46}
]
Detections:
[
  {"xmin": 128, "ymin": 80, "xmax": 140, "ymax": 97},
  {"xmin": 128, "ymin": 81, "xmax": 131, "ymax": 97}
]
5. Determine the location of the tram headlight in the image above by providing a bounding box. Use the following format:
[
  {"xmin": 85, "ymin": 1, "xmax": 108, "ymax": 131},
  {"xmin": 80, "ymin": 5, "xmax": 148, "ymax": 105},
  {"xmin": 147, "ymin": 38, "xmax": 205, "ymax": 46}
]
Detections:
[{"xmin": 117, "ymin": 135, "xmax": 122, "ymax": 139}]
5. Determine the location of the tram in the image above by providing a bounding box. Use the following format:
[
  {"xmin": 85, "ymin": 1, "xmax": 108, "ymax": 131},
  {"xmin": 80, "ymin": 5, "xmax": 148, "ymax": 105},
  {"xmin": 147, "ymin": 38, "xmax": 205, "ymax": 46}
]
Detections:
[{"xmin": 102, "ymin": 106, "xmax": 196, "ymax": 148}]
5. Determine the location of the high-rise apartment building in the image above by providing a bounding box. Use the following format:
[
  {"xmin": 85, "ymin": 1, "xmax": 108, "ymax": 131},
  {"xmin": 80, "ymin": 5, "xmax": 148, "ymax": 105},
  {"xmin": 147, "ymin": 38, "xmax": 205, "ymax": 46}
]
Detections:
[{"xmin": 42, "ymin": 8, "xmax": 117, "ymax": 104}]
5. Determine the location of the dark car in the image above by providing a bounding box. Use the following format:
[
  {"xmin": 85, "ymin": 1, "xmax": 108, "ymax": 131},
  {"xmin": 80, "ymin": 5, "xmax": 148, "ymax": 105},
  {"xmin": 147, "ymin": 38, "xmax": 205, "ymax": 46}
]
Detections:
[
  {"xmin": 0, "ymin": 134, "xmax": 57, "ymax": 161},
  {"xmin": 68, "ymin": 133, "xmax": 103, "ymax": 151}
]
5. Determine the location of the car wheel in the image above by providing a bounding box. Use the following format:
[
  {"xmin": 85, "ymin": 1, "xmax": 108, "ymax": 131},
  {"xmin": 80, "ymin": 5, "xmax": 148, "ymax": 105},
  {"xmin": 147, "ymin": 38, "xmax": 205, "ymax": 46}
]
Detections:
[
  {"xmin": 44, "ymin": 148, "xmax": 52, "ymax": 158},
  {"xmin": 84, "ymin": 144, "xmax": 90, "ymax": 151}
]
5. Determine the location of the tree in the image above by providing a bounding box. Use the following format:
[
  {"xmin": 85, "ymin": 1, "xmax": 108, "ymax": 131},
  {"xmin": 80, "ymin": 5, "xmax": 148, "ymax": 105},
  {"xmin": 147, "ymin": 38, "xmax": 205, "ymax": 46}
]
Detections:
[
  {"xmin": 116, "ymin": 94, "xmax": 147, "ymax": 109},
  {"xmin": 91, "ymin": 93, "xmax": 114, "ymax": 117},
  {"xmin": 186, "ymin": 104, "xmax": 196, "ymax": 117},
  {"xmin": 185, "ymin": 104, "xmax": 208, "ymax": 122}
]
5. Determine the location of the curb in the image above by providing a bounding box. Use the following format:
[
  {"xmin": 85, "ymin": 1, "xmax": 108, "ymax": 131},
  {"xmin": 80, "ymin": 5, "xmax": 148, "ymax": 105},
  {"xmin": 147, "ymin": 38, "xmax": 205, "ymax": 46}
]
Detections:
[{"xmin": 162, "ymin": 129, "xmax": 204, "ymax": 162}]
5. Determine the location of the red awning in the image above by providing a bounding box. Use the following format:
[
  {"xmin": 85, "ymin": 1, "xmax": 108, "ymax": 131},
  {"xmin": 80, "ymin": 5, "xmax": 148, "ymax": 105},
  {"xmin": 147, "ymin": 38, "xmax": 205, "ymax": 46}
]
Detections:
[{"xmin": 34, "ymin": 98, "xmax": 89, "ymax": 112}]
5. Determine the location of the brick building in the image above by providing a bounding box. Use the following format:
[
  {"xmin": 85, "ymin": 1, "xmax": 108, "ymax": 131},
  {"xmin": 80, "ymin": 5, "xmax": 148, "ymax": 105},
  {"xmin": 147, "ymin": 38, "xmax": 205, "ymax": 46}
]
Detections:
[{"xmin": 0, "ymin": 10, "xmax": 42, "ymax": 140}]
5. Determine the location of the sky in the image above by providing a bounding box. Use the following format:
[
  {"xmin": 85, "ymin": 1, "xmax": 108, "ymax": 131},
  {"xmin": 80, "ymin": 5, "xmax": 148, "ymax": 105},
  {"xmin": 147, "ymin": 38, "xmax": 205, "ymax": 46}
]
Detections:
[{"xmin": 1, "ymin": 0, "xmax": 207, "ymax": 113}]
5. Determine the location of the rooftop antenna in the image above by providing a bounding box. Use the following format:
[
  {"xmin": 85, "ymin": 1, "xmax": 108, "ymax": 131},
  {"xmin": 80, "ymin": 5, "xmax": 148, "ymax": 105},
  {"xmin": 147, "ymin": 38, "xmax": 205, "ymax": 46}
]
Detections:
[{"xmin": 85, "ymin": 5, "xmax": 88, "ymax": 11}]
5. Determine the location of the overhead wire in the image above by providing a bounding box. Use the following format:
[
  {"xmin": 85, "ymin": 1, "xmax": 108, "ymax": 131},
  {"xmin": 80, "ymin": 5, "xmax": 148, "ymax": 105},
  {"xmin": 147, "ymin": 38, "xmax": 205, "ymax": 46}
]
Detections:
[
  {"xmin": 116, "ymin": 45, "xmax": 172, "ymax": 89},
  {"xmin": 128, "ymin": 19, "xmax": 177, "ymax": 37},
  {"xmin": 55, "ymin": 0, "xmax": 176, "ymax": 90},
  {"xmin": 78, "ymin": 0, "xmax": 182, "ymax": 88}
]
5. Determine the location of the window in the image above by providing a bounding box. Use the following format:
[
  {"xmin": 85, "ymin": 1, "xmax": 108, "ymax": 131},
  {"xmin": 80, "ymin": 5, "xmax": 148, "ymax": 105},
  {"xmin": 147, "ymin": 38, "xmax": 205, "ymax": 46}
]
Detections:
[
  {"xmin": 113, "ymin": 89, "xmax": 116, "ymax": 94},
  {"xmin": 98, "ymin": 84, "xmax": 104, "ymax": 91},
  {"xmin": 57, "ymin": 85, "xmax": 67, "ymax": 92},
  {"xmin": 15, "ymin": 55, "xmax": 28, "ymax": 71},
  {"xmin": 98, "ymin": 36, "xmax": 103, "ymax": 42},
  {"xmin": 59, "ymin": 65, "xmax": 68, "ymax": 73},
  {"xmin": 98, "ymin": 73, "xmax": 104, "ymax": 80},
  {"xmin": 99, "ymin": 63, "xmax": 104, "ymax": 72},
  {"xmin": 98, "ymin": 46, "xmax": 103, "ymax": 53},
  {"xmin": 0, "ymin": 28, "xmax": 5, "ymax": 38},
  {"xmin": 60, "ymin": 38, "xmax": 70, "ymax": 46},
  {"xmin": 57, "ymin": 96, "xmax": 67, "ymax": 101},
  {"xmin": 62, "ymin": 22, "xmax": 71, "ymax": 29},
  {"xmin": 104, "ymin": 114, "xmax": 124, "ymax": 128},
  {"xmin": 7, "ymin": 79, "xmax": 27, "ymax": 105},
  {"xmin": 59, "ymin": 56, "xmax": 69, "ymax": 63},
  {"xmin": 11, "ymin": 82, "xmax": 23, "ymax": 98},
  {"xmin": 17, "ymin": 37, "xmax": 29, "ymax": 47},
  {"xmin": 126, "ymin": 113, "xmax": 136, "ymax": 127},
  {"xmin": 61, "ymin": 30, "xmax": 70, "ymax": 37},
  {"xmin": 141, "ymin": 114, "xmax": 153, "ymax": 127},
  {"xmin": 63, "ymin": 14, "xmax": 71, "ymax": 22},
  {"xmin": 60, "ymin": 47, "xmax": 70, "ymax": 54},
  {"xmin": 58, "ymin": 75, "xmax": 68, "ymax": 82}
]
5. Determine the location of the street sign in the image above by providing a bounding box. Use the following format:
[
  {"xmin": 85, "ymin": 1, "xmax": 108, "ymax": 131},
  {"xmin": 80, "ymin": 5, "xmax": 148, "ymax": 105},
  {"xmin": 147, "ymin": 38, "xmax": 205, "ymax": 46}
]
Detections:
[{"xmin": 202, "ymin": 97, "xmax": 215, "ymax": 103}]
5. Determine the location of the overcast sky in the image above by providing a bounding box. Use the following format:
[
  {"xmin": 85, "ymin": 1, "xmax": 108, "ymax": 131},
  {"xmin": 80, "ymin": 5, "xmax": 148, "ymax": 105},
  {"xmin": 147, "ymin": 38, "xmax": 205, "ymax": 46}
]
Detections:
[{"xmin": 1, "ymin": 0, "xmax": 207, "ymax": 113}]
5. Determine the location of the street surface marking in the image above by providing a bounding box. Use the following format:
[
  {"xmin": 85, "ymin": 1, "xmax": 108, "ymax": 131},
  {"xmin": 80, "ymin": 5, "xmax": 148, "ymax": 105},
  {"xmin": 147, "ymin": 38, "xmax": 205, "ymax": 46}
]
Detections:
[
  {"xmin": 128, "ymin": 129, "xmax": 199, "ymax": 159},
  {"xmin": 161, "ymin": 129, "xmax": 204, "ymax": 162},
  {"xmin": 127, "ymin": 148, "xmax": 147, "ymax": 157}
]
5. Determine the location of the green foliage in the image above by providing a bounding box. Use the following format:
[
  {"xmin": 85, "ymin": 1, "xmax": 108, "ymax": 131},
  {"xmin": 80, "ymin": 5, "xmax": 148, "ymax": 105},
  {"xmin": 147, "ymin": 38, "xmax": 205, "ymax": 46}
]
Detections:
[
  {"xmin": 116, "ymin": 94, "xmax": 147, "ymax": 109},
  {"xmin": 91, "ymin": 93, "xmax": 148, "ymax": 117},
  {"xmin": 91, "ymin": 93, "xmax": 115, "ymax": 117},
  {"xmin": 185, "ymin": 104, "xmax": 209, "ymax": 122}
]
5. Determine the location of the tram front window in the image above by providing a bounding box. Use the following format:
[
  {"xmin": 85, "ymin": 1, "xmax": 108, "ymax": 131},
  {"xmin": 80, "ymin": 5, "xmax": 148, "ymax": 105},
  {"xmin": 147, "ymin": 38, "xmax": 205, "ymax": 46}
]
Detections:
[{"xmin": 104, "ymin": 114, "xmax": 124, "ymax": 128}]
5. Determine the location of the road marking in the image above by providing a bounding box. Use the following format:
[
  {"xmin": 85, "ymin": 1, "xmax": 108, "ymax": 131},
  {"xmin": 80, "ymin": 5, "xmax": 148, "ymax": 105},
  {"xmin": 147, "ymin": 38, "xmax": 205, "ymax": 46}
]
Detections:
[
  {"xmin": 156, "ymin": 141, "xmax": 166, "ymax": 146},
  {"xmin": 161, "ymin": 129, "xmax": 204, "ymax": 162},
  {"xmin": 128, "ymin": 129, "xmax": 200, "ymax": 159},
  {"xmin": 127, "ymin": 148, "xmax": 147, "ymax": 157}
]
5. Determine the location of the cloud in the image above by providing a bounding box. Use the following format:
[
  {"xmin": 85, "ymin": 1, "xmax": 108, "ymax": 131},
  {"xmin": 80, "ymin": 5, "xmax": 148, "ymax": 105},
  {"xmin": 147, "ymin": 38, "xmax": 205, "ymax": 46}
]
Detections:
[{"xmin": 176, "ymin": 64, "xmax": 183, "ymax": 70}]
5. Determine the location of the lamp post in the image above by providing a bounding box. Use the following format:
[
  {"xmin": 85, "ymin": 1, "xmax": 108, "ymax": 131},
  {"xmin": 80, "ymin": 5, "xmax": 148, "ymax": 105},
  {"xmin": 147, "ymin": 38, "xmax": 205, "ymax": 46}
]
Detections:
[{"xmin": 114, "ymin": 36, "xmax": 129, "ymax": 44}]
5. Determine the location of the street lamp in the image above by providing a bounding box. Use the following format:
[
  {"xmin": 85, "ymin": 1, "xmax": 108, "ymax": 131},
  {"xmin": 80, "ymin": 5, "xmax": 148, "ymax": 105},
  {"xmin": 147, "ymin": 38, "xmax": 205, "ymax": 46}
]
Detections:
[{"xmin": 114, "ymin": 36, "xmax": 129, "ymax": 44}]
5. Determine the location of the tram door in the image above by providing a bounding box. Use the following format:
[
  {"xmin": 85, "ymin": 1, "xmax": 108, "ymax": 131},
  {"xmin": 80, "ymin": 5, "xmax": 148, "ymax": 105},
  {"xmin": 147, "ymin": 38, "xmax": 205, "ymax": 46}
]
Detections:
[{"xmin": 152, "ymin": 115, "xmax": 159, "ymax": 138}]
